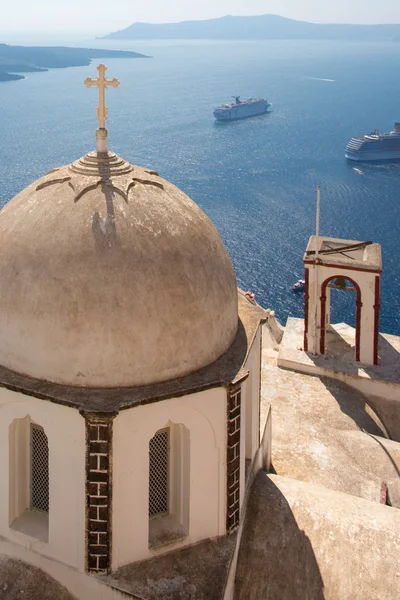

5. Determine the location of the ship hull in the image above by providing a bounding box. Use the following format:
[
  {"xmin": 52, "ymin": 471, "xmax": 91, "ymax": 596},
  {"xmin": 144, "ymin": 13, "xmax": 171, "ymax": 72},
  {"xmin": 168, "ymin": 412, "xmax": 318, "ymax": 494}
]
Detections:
[
  {"xmin": 346, "ymin": 150, "xmax": 400, "ymax": 162},
  {"xmin": 214, "ymin": 107, "xmax": 270, "ymax": 122},
  {"xmin": 346, "ymin": 128, "xmax": 400, "ymax": 162}
]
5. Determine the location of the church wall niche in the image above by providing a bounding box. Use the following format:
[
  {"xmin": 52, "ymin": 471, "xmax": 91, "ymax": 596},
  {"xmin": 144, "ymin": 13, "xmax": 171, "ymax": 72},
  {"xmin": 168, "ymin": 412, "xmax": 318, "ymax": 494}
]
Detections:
[
  {"xmin": 8, "ymin": 417, "xmax": 50, "ymax": 543},
  {"xmin": 8, "ymin": 415, "xmax": 50, "ymax": 542},
  {"xmin": 0, "ymin": 389, "xmax": 86, "ymax": 571},
  {"xmin": 111, "ymin": 389, "xmax": 226, "ymax": 569},
  {"xmin": 148, "ymin": 421, "xmax": 190, "ymax": 549}
]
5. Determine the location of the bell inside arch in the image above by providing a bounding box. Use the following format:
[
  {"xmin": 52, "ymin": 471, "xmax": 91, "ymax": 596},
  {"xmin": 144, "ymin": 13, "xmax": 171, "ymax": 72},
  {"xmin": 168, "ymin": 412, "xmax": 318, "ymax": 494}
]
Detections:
[{"xmin": 332, "ymin": 277, "xmax": 347, "ymax": 289}]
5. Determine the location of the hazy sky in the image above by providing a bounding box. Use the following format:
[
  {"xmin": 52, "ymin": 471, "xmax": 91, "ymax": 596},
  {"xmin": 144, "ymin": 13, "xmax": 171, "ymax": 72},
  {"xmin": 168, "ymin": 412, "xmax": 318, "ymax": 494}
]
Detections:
[{"xmin": 3, "ymin": 0, "xmax": 400, "ymax": 34}]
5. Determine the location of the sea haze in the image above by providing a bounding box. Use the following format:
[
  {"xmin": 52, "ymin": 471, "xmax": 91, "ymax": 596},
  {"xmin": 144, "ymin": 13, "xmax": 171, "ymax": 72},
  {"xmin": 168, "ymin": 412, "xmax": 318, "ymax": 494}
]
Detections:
[{"xmin": 1, "ymin": 38, "xmax": 400, "ymax": 334}]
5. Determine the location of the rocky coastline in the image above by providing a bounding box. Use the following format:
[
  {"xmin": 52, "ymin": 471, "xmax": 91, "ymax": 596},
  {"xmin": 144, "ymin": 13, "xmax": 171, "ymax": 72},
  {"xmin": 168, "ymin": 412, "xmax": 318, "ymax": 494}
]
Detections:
[{"xmin": 0, "ymin": 43, "xmax": 150, "ymax": 82}]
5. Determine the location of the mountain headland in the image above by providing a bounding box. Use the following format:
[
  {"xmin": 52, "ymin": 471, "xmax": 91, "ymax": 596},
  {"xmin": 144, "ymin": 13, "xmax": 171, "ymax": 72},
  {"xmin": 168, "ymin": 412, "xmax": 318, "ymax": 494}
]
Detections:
[
  {"xmin": 101, "ymin": 14, "xmax": 400, "ymax": 41},
  {"xmin": 0, "ymin": 44, "xmax": 150, "ymax": 82}
]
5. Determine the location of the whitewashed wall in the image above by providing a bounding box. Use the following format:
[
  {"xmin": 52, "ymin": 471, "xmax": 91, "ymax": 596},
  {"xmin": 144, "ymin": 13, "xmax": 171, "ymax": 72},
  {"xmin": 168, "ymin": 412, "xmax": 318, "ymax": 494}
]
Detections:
[
  {"xmin": 244, "ymin": 328, "xmax": 261, "ymax": 462},
  {"xmin": 0, "ymin": 388, "xmax": 86, "ymax": 570},
  {"xmin": 112, "ymin": 388, "xmax": 227, "ymax": 569}
]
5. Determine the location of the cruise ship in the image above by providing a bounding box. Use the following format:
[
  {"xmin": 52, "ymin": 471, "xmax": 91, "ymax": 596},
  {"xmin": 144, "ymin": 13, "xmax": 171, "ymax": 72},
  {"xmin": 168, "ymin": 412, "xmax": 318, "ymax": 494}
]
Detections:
[
  {"xmin": 213, "ymin": 96, "xmax": 270, "ymax": 122},
  {"xmin": 345, "ymin": 123, "xmax": 400, "ymax": 161}
]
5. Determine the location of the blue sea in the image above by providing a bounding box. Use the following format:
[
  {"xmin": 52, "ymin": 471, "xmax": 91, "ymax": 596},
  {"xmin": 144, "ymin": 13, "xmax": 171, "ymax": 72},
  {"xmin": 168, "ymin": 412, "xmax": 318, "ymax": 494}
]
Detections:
[{"xmin": 1, "ymin": 37, "xmax": 400, "ymax": 334}]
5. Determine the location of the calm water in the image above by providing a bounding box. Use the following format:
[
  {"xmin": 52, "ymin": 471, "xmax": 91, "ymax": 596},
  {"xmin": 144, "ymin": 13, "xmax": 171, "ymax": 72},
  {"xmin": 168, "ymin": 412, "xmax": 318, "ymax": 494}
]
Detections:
[{"xmin": 1, "ymin": 38, "xmax": 400, "ymax": 334}]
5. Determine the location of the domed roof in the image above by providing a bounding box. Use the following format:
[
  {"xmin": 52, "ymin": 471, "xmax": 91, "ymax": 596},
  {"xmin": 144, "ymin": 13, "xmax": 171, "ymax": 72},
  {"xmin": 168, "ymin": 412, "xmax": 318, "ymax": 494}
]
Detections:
[{"xmin": 0, "ymin": 151, "xmax": 238, "ymax": 387}]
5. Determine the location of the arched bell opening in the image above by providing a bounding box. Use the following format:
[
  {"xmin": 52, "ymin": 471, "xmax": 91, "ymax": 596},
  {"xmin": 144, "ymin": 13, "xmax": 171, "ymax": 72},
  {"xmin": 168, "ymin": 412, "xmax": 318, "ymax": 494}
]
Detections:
[
  {"xmin": 327, "ymin": 277, "xmax": 358, "ymax": 336},
  {"xmin": 320, "ymin": 275, "xmax": 362, "ymax": 361}
]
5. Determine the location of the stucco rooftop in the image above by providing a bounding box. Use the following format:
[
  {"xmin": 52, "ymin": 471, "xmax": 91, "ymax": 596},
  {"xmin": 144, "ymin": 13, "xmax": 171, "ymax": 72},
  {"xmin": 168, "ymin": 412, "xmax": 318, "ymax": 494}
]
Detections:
[
  {"xmin": 0, "ymin": 555, "xmax": 78, "ymax": 600},
  {"xmin": 261, "ymin": 325, "xmax": 400, "ymax": 505},
  {"xmin": 103, "ymin": 535, "xmax": 237, "ymax": 600},
  {"xmin": 278, "ymin": 317, "xmax": 400, "ymax": 386},
  {"xmin": 304, "ymin": 235, "xmax": 382, "ymax": 271},
  {"xmin": 234, "ymin": 473, "xmax": 400, "ymax": 600}
]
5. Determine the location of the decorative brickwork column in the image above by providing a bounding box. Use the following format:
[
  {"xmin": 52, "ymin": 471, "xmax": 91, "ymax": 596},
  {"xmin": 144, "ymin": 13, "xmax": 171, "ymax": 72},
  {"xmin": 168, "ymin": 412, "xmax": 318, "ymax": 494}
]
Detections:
[
  {"xmin": 84, "ymin": 412, "xmax": 117, "ymax": 575},
  {"xmin": 226, "ymin": 385, "xmax": 241, "ymax": 533}
]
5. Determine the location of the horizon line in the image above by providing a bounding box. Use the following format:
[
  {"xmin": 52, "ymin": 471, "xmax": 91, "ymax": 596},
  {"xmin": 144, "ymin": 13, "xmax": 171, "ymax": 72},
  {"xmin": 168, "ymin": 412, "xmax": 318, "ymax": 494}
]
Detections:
[{"xmin": 2, "ymin": 13, "xmax": 400, "ymax": 36}]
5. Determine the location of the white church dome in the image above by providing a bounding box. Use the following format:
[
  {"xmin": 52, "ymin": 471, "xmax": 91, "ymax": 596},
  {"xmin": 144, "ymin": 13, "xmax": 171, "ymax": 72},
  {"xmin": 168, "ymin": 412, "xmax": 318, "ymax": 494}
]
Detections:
[{"xmin": 0, "ymin": 151, "xmax": 238, "ymax": 387}]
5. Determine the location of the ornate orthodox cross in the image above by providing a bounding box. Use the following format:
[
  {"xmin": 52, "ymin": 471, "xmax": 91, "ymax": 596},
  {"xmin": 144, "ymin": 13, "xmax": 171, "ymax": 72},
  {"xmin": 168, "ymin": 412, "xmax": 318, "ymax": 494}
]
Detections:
[{"xmin": 84, "ymin": 64, "xmax": 120, "ymax": 129}]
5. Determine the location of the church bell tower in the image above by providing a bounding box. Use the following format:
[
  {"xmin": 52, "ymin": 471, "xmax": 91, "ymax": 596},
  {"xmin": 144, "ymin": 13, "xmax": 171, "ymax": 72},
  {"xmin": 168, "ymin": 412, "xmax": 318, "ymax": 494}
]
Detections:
[{"xmin": 303, "ymin": 235, "xmax": 382, "ymax": 365}]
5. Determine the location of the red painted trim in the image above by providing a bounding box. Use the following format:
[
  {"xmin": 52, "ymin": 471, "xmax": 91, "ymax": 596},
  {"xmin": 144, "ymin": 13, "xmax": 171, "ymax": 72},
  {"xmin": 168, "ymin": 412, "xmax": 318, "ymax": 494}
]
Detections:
[
  {"xmin": 355, "ymin": 297, "xmax": 362, "ymax": 362},
  {"xmin": 320, "ymin": 288, "xmax": 327, "ymax": 354},
  {"xmin": 373, "ymin": 275, "xmax": 380, "ymax": 365},
  {"xmin": 304, "ymin": 268, "xmax": 309, "ymax": 351},
  {"xmin": 304, "ymin": 260, "xmax": 381, "ymax": 274},
  {"xmin": 320, "ymin": 275, "xmax": 362, "ymax": 361}
]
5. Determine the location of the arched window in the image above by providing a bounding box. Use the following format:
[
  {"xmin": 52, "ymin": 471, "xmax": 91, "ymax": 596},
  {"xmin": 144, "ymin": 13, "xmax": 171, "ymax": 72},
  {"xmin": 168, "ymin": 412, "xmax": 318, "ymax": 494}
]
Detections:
[
  {"xmin": 148, "ymin": 423, "xmax": 189, "ymax": 548},
  {"xmin": 9, "ymin": 417, "xmax": 49, "ymax": 541}
]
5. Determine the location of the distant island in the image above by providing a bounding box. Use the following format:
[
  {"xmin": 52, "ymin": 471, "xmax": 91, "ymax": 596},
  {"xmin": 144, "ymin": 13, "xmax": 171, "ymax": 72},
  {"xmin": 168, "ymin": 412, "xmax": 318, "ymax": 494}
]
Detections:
[
  {"xmin": 0, "ymin": 43, "xmax": 150, "ymax": 82},
  {"xmin": 101, "ymin": 14, "xmax": 400, "ymax": 41}
]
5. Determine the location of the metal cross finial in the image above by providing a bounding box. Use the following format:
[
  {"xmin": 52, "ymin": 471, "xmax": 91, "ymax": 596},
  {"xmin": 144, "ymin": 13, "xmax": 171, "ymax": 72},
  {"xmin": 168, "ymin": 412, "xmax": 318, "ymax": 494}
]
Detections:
[{"xmin": 84, "ymin": 63, "xmax": 120, "ymax": 134}]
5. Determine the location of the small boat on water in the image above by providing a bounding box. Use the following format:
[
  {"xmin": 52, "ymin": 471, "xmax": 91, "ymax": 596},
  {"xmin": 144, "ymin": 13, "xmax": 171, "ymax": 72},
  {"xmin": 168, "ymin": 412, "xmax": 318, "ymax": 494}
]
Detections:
[{"xmin": 291, "ymin": 279, "xmax": 305, "ymax": 292}]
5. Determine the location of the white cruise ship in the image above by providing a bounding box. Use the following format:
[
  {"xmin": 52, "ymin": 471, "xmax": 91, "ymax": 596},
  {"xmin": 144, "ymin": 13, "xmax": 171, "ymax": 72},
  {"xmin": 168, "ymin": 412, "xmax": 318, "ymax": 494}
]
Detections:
[
  {"xmin": 346, "ymin": 123, "xmax": 400, "ymax": 161},
  {"xmin": 213, "ymin": 96, "xmax": 270, "ymax": 122}
]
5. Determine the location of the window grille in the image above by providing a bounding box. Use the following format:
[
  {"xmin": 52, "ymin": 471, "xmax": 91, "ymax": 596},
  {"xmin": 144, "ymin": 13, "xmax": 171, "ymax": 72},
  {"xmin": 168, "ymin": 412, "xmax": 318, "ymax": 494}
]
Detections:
[
  {"xmin": 149, "ymin": 428, "xmax": 170, "ymax": 518},
  {"xmin": 30, "ymin": 424, "xmax": 49, "ymax": 514}
]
